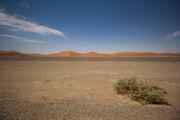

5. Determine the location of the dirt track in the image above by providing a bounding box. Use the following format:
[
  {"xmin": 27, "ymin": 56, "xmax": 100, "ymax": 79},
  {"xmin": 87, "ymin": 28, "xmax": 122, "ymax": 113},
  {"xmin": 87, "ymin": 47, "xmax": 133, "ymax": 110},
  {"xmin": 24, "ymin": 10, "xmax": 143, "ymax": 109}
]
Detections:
[{"xmin": 0, "ymin": 61, "xmax": 180, "ymax": 120}]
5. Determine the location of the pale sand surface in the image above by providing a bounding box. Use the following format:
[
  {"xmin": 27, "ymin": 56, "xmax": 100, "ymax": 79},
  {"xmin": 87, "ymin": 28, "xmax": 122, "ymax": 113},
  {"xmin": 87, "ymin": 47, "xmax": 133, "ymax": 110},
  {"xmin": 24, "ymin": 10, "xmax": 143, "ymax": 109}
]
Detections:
[{"xmin": 0, "ymin": 61, "xmax": 180, "ymax": 119}]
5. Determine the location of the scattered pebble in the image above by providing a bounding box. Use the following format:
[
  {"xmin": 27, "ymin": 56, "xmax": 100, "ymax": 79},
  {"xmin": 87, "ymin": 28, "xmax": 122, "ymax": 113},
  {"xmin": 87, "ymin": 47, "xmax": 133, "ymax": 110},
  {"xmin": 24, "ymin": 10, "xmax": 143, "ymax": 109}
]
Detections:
[{"xmin": 117, "ymin": 103, "xmax": 122, "ymax": 106}]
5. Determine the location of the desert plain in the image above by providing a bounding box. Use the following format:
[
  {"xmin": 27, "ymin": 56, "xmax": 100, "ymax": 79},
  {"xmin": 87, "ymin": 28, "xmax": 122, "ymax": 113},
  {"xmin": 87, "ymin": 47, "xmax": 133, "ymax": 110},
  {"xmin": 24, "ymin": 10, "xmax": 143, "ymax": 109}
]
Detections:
[{"xmin": 0, "ymin": 58, "xmax": 180, "ymax": 120}]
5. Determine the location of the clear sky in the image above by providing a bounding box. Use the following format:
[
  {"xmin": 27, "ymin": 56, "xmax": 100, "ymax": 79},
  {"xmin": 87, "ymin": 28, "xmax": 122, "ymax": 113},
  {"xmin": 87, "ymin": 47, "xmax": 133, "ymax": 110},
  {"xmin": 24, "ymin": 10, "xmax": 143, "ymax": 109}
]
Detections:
[{"xmin": 0, "ymin": 0, "xmax": 180, "ymax": 54}]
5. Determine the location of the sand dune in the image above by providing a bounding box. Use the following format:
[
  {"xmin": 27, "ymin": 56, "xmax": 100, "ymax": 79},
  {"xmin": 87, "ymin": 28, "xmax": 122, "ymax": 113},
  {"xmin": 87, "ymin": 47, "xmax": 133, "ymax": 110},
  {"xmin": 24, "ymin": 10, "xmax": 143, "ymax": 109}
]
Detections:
[
  {"xmin": 0, "ymin": 50, "xmax": 180, "ymax": 57},
  {"xmin": 47, "ymin": 51, "xmax": 83, "ymax": 57},
  {"xmin": 0, "ymin": 51, "xmax": 30, "ymax": 57},
  {"xmin": 112, "ymin": 52, "xmax": 179, "ymax": 57}
]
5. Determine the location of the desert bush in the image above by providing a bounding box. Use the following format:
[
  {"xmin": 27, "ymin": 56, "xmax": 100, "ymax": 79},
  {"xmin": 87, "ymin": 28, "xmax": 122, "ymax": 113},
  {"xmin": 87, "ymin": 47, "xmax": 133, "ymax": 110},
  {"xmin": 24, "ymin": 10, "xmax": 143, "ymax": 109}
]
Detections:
[{"xmin": 114, "ymin": 77, "xmax": 170, "ymax": 105}]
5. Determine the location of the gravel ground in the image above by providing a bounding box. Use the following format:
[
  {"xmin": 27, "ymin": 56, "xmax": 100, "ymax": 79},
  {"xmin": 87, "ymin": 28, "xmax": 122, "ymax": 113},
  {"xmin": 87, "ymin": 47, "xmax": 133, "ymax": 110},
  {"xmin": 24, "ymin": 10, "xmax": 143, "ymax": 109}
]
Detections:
[
  {"xmin": 0, "ymin": 93, "xmax": 179, "ymax": 120},
  {"xmin": 0, "ymin": 61, "xmax": 180, "ymax": 120}
]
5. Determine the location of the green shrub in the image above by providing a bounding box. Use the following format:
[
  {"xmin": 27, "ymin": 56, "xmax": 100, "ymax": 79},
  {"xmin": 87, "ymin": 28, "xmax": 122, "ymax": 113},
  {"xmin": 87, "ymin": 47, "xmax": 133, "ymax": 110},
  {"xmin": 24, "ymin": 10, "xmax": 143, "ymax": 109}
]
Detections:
[{"xmin": 114, "ymin": 77, "xmax": 170, "ymax": 105}]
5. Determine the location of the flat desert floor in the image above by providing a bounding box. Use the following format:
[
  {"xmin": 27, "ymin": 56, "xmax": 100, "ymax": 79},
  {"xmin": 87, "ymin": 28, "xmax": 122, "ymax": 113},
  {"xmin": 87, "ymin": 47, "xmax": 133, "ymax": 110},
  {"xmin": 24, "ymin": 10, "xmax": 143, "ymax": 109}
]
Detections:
[{"xmin": 0, "ymin": 60, "xmax": 180, "ymax": 120}]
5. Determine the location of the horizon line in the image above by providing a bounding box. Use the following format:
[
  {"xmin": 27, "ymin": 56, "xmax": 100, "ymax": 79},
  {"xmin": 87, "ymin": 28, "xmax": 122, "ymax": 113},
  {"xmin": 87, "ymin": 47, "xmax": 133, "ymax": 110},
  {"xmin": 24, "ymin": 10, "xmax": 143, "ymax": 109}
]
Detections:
[{"xmin": 0, "ymin": 50, "xmax": 180, "ymax": 55}]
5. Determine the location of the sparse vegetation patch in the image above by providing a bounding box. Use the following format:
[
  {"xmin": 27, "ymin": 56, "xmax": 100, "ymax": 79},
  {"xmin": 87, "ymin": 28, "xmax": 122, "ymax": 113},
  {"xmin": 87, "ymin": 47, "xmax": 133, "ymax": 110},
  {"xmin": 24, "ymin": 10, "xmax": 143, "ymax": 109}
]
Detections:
[{"xmin": 114, "ymin": 77, "xmax": 170, "ymax": 105}]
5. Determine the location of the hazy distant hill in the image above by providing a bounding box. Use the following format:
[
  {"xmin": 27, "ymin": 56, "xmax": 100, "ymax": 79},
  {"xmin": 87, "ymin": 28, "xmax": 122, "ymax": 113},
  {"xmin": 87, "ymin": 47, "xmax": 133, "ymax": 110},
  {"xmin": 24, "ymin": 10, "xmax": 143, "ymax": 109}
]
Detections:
[{"xmin": 0, "ymin": 51, "xmax": 180, "ymax": 57}]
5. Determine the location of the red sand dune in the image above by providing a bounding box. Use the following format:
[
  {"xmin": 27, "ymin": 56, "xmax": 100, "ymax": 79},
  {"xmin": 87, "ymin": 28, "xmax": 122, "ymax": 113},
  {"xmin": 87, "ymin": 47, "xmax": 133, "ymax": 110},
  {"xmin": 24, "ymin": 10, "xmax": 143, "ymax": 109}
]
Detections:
[
  {"xmin": 47, "ymin": 51, "xmax": 83, "ymax": 57},
  {"xmin": 113, "ymin": 52, "xmax": 160, "ymax": 57},
  {"xmin": 0, "ymin": 51, "xmax": 180, "ymax": 57},
  {"xmin": 0, "ymin": 51, "xmax": 30, "ymax": 57},
  {"xmin": 83, "ymin": 52, "xmax": 111, "ymax": 57},
  {"xmin": 48, "ymin": 51, "xmax": 180, "ymax": 57}
]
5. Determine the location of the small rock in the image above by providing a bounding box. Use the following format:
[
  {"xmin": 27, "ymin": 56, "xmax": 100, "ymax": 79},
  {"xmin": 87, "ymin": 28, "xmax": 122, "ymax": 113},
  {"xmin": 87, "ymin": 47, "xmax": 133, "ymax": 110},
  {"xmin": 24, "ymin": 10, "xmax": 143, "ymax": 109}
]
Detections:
[
  {"xmin": 86, "ymin": 96, "xmax": 89, "ymax": 99},
  {"xmin": 117, "ymin": 103, "xmax": 122, "ymax": 106}
]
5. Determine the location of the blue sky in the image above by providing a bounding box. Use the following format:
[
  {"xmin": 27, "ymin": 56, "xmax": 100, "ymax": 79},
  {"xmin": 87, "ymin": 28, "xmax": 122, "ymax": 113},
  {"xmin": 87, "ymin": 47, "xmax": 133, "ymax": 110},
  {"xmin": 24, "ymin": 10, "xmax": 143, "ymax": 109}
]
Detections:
[{"xmin": 0, "ymin": 0, "xmax": 180, "ymax": 54}]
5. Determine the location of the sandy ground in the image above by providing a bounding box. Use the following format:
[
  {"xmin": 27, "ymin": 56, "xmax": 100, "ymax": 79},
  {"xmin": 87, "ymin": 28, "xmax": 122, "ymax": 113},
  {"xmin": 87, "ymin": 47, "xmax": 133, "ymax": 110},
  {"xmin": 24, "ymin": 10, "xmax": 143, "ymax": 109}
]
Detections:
[{"xmin": 0, "ymin": 61, "xmax": 180, "ymax": 120}]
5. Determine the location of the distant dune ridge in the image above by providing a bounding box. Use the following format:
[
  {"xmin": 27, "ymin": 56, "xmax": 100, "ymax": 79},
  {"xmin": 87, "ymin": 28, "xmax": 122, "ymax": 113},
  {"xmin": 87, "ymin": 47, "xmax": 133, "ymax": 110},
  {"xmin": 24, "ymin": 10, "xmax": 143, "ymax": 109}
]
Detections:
[
  {"xmin": 0, "ymin": 51, "xmax": 180, "ymax": 57},
  {"xmin": 0, "ymin": 51, "xmax": 30, "ymax": 57}
]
